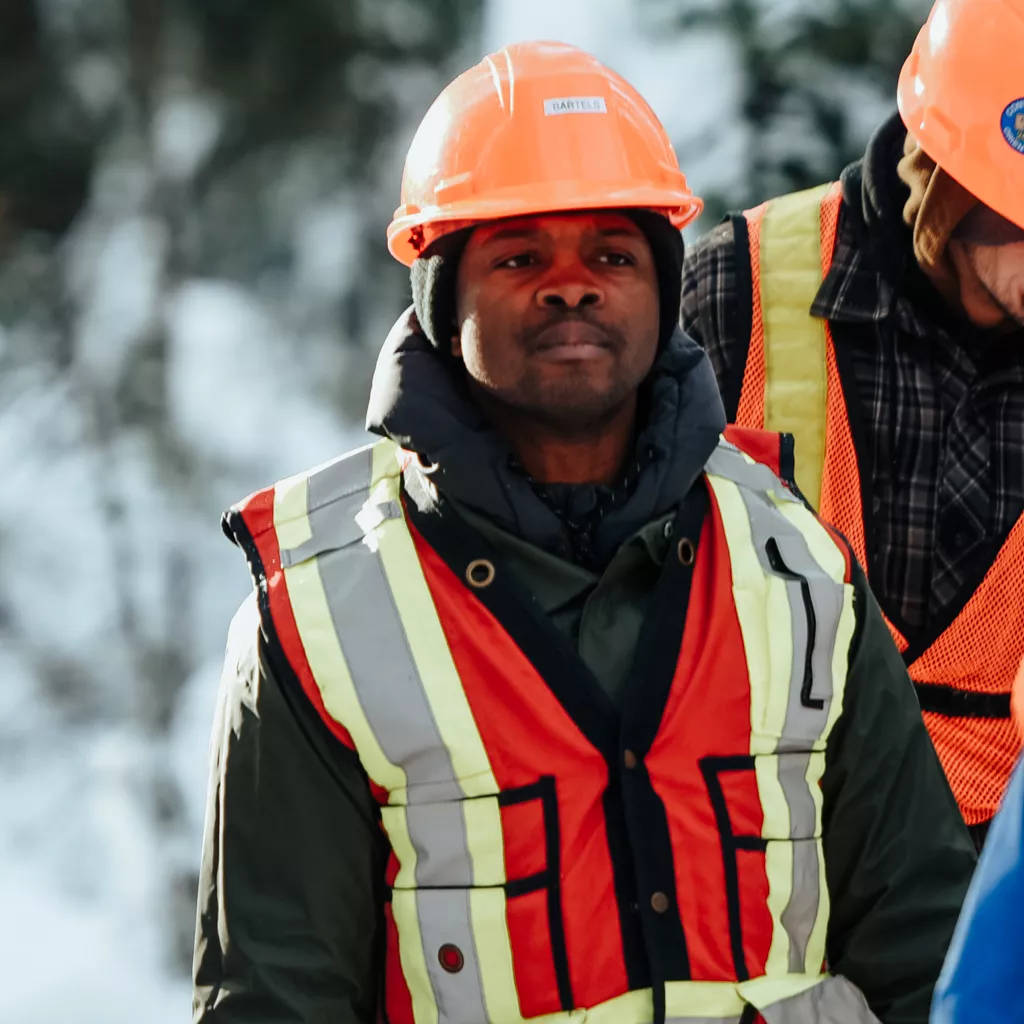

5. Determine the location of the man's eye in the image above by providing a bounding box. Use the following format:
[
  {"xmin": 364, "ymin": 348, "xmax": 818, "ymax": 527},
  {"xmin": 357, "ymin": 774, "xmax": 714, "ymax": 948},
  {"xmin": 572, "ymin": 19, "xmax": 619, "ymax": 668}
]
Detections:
[
  {"xmin": 600, "ymin": 252, "xmax": 635, "ymax": 267},
  {"xmin": 497, "ymin": 253, "xmax": 536, "ymax": 270}
]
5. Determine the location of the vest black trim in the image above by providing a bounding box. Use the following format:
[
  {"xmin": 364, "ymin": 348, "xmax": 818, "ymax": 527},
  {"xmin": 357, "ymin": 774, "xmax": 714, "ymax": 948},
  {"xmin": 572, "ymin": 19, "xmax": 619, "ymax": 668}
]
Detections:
[
  {"xmin": 827, "ymin": 320, "xmax": 883, "ymax": 618},
  {"xmin": 723, "ymin": 213, "xmax": 754, "ymax": 423},
  {"xmin": 498, "ymin": 777, "xmax": 574, "ymax": 1009},
  {"xmin": 913, "ymin": 682, "xmax": 1012, "ymax": 719},
  {"xmin": 700, "ymin": 755, "xmax": 769, "ymax": 982}
]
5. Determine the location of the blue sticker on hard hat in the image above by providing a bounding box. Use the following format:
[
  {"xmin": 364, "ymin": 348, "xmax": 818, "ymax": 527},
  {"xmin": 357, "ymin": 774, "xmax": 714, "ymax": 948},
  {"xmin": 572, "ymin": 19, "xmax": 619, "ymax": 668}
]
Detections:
[{"xmin": 1001, "ymin": 98, "xmax": 1024, "ymax": 154}]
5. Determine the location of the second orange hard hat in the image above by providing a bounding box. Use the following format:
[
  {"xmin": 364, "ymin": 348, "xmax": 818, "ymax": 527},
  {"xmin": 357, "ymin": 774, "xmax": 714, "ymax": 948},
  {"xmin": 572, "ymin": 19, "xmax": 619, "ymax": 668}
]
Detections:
[
  {"xmin": 387, "ymin": 41, "xmax": 702, "ymax": 266},
  {"xmin": 898, "ymin": 0, "xmax": 1024, "ymax": 230}
]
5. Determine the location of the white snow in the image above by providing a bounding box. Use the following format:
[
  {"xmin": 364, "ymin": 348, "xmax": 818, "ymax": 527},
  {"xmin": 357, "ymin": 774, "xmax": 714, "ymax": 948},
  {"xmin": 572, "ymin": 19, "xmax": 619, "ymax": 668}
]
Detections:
[
  {"xmin": 165, "ymin": 279, "xmax": 359, "ymax": 477},
  {"xmin": 153, "ymin": 94, "xmax": 225, "ymax": 183},
  {"xmin": 71, "ymin": 215, "xmax": 168, "ymax": 388}
]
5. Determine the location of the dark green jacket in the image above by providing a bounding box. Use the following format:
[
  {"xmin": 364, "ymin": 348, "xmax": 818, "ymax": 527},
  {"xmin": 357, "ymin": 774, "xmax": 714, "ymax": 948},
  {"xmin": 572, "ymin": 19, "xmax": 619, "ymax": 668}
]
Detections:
[{"xmin": 193, "ymin": 316, "xmax": 975, "ymax": 1023}]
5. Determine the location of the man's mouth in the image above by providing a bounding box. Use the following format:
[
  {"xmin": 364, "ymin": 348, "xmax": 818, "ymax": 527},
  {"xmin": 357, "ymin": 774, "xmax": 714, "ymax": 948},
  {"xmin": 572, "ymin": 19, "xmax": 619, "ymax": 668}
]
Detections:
[{"xmin": 530, "ymin": 320, "xmax": 614, "ymax": 362}]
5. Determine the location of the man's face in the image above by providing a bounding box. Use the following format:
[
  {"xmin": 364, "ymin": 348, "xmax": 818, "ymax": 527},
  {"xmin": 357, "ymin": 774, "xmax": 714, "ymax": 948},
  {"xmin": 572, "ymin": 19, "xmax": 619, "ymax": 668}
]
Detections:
[
  {"xmin": 951, "ymin": 205, "xmax": 1024, "ymax": 326},
  {"xmin": 453, "ymin": 211, "xmax": 660, "ymax": 432}
]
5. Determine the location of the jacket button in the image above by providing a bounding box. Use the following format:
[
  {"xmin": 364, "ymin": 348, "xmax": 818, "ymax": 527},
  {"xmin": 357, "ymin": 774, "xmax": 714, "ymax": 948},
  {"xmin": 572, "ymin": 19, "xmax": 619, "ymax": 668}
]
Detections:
[
  {"xmin": 438, "ymin": 943, "xmax": 464, "ymax": 973},
  {"xmin": 623, "ymin": 750, "xmax": 638, "ymax": 769},
  {"xmin": 650, "ymin": 892, "xmax": 670, "ymax": 914},
  {"xmin": 677, "ymin": 538, "xmax": 696, "ymax": 566},
  {"xmin": 465, "ymin": 559, "xmax": 495, "ymax": 589}
]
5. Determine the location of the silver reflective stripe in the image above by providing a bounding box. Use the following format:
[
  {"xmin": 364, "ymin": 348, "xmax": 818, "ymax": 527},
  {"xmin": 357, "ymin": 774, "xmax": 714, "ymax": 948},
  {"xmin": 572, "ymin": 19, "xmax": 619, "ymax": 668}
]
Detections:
[
  {"xmin": 758, "ymin": 974, "xmax": 881, "ymax": 1023},
  {"xmin": 300, "ymin": 447, "xmax": 490, "ymax": 1023},
  {"xmin": 780, "ymin": 840, "xmax": 819, "ymax": 974},
  {"xmin": 773, "ymin": 533, "xmax": 843, "ymax": 716},
  {"xmin": 406, "ymin": 801, "xmax": 473, "ymax": 887},
  {"xmin": 775, "ymin": 754, "xmax": 819, "ymax": 973},
  {"xmin": 417, "ymin": 890, "xmax": 488, "ymax": 1024},
  {"xmin": 281, "ymin": 446, "xmax": 375, "ymax": 567},
  {"xmin": 776, "ymin": 753, "xmax": 816, "ymax": 837},
  {"xmin": 318, "ymin": 545, "xmax": 466, "ymax": 804},
  {"xmin": 706, "ymin": 442, "xmax": 802, "ymax": 509}
]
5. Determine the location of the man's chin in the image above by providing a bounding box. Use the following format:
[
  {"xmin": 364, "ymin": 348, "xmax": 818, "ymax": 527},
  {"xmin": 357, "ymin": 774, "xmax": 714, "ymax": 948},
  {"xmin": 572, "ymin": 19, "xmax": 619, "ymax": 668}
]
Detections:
[{"xmin": 517, "ymin": 389, "xmax": 628, "ymax": 433}]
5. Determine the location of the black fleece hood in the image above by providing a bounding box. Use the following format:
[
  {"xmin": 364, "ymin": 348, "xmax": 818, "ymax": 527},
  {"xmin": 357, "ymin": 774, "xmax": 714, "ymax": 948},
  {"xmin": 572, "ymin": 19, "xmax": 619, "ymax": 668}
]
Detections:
[{"xmin": 365, "ymin": 307, "xmax": 726, "ymax": 566}]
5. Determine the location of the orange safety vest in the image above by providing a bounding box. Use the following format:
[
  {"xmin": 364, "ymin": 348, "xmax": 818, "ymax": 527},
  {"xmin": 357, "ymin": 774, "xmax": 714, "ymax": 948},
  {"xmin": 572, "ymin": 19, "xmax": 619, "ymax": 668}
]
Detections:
[
  {"xmin": 735, "ymin": 181, "xmax": 1024, "ymax": 825},
  {"xmin": 225, "ymin": 427, "xmax": 878, "ymax": 1024}
]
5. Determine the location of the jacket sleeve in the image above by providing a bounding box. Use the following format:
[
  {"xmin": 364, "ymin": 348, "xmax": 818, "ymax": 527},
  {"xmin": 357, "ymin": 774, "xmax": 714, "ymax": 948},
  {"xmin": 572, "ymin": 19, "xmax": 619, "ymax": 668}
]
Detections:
[
  {"xmin": 192, "ymin": 595, "xmax": 388, "ymax": 1023},
  {"xmin": 822, "ymin": 566, "xmax": 977, "ymax": 1024},
  {"xmin": 930, "ymin": 756, "xmax": 1024, "ymax": 1023}
]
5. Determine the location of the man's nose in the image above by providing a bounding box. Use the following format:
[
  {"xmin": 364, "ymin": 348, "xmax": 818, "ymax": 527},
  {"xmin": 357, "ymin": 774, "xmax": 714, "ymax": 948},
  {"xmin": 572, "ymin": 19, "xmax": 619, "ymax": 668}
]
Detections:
[{"xmin": 536, "ymin": 280, "xmax": 605, "ymax": 310}]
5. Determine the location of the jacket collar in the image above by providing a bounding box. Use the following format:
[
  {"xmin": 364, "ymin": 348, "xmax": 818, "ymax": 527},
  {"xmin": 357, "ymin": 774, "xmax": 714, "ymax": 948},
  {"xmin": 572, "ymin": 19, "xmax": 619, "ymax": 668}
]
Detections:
[{"xmin": 365, "ymin": 307, "xmax": 726, "ymax": 564}]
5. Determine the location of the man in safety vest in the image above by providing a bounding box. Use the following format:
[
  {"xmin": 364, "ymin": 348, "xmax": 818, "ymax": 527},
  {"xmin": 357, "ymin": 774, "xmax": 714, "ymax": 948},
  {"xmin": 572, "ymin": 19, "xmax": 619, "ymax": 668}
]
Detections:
[
  {"xmin": 194, "ymin": 41, "xmax": 975, "ymax": 1024},
  {"xmin": 682, "ymin": 0, "xmax": 1024, "ymax": 849}
]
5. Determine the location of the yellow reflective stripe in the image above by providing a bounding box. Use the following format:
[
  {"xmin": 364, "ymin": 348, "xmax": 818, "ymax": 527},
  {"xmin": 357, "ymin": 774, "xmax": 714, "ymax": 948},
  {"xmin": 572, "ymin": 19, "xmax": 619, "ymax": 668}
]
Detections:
[
  {"xmin": 664, "ymin": 980, "xmax": 743, "ymax": 1018},
  {"xmin": 391, "ymin": 890, "xmax": 440, "ymax": 1024},
  {"xmin": 463, "ymin": 797, "xmax": 506, "ymax": 886},
  {"xmin": 738, "ymin": 973, "xmax": 822, "ymax": 1010},
  {"xmin": 273, "ymin": 471, "xmax": 313, "ymax": 551},
  {"xmin": 368, "ymin": 436, "xmax": 402, "ymax": 488},
  {"xmin": 828, "ymin": 584, "xmax": 857, "ymax": 736},
  {"xmin": 379, "ymin": 805, "xmax": 418, "ymax": 889},
  {"xmin": 706, "ymin": 474, "xmax": 792, "ymax": 756},
  {"xmin": 282, "ymin": 557, "xmax": 408, "ymax": 796},
  {"xmin": 469, "ymin": 889, "xmax": 530, "ymax": 1023},
  {"xmin": 759, "ymin": 183, "xmax": 833, "ymax": 509},
  {"xmin": 805, "ymin": 844, "xmax": 830, "ymax": 976},
  {"xmin": 800, "ymin": 751, "xmax": 830, "ymax": 973},
  {"xmin": 757, "ymin": 767, "xmax": 795, "ymax": 976},
  {"xmin": 369, "ymin": 443, "xmax": 499, "ymax": 800}
]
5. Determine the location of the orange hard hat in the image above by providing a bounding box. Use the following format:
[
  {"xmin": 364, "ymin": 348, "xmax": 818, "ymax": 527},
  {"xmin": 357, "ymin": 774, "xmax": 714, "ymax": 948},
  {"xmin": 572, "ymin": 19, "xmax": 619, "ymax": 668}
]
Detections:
[
  {"xmin": 387, "ymin": 41, "xmax": 702, "ymax": 266},
  {"xmin": 897, "ymin": 0, "xmax": 1024, "ymax": 230}
]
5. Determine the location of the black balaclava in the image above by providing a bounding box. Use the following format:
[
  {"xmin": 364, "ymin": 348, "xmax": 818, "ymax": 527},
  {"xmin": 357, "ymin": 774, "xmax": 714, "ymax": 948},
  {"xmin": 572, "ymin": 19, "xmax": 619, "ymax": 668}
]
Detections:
[{"xmin": 409, "ymin": 209, "xmax": 685, "ymax": 356}]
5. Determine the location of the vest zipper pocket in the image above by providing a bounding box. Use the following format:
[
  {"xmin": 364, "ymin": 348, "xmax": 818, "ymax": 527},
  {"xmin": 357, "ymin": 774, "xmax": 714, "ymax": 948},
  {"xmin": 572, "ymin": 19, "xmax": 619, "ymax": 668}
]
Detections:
[{"xmin": 764, "ymin": 537, "xmax": 823, "ymax": 710}]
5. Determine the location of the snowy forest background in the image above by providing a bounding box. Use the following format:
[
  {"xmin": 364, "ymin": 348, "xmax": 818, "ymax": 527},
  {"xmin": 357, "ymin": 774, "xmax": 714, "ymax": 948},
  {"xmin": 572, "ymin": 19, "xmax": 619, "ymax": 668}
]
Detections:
[{"xmin": 0, "ymin": 0, "xmax": 930, "ymax": 1019}]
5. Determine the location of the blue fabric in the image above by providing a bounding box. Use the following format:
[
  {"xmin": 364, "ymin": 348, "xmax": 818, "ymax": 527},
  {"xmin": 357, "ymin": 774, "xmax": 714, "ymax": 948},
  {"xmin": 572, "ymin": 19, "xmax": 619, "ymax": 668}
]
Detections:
[{"xmin": 931, "ymin": 756, "xmax": 1024, "ymax": 1023}]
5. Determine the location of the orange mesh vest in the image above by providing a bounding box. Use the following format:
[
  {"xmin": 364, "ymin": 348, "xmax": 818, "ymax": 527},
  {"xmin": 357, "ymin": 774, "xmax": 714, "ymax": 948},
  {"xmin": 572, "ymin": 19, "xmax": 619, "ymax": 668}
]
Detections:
[
  {"xmin": 734, "ymin": 181, "xmax": 1024, "ymax": 825},
  {"xmin": 224, "ymin": 429, "xmax": 879, "ymax": 1024}
]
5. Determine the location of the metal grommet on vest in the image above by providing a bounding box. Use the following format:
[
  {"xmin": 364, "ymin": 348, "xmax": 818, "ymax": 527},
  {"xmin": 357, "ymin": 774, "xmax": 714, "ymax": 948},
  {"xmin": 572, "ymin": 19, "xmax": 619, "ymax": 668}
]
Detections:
[
  {"xmin": 650, "ymin": 892, "xmax": 671, "ymax": 914},
  {"xmin": 677, "ymin": 538, "xmax": 696, "ymax": 567},
  {"xmin": 465, "ymin": 559, "xmax": 495, "ymax": 589},
  {"xmin": 623, "ymin": 749, "xmax": 638, "ymax": 769},
  {"xmin": 438, "ymin": 943, "xmax": 464, "ymax": 974}
]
